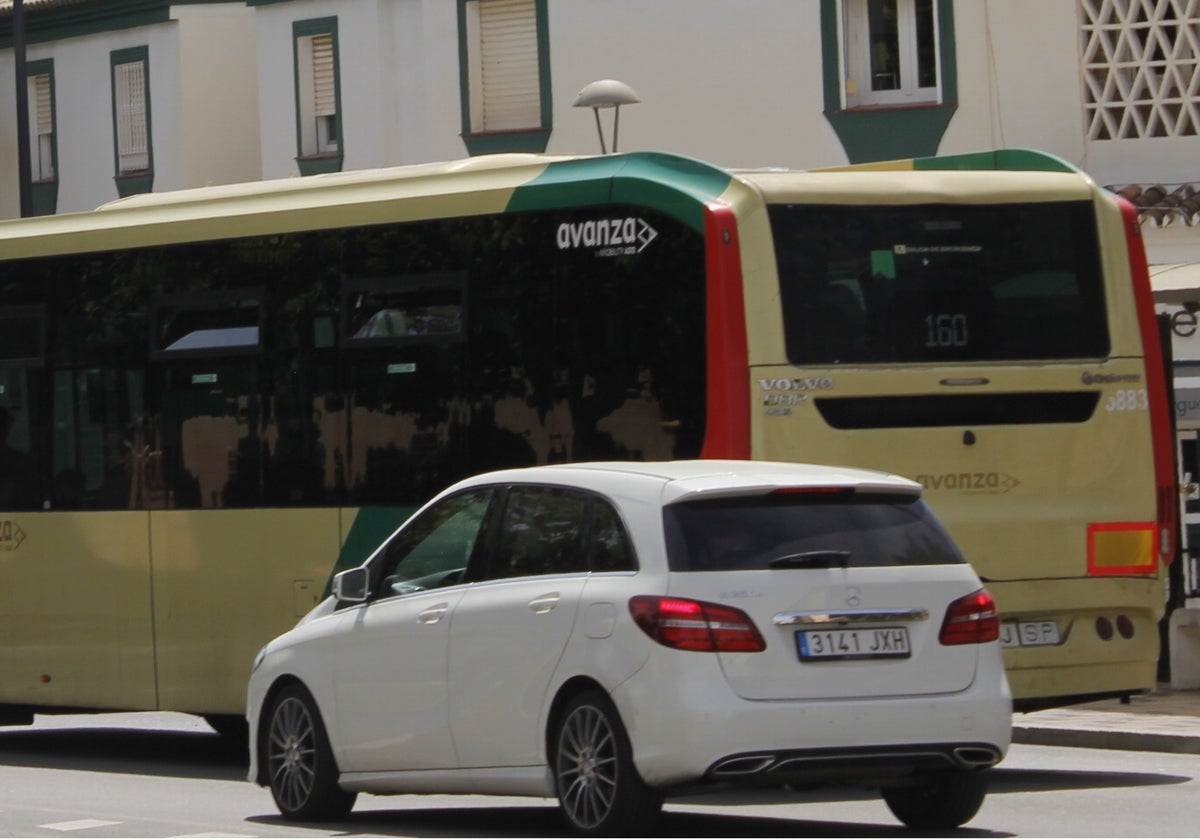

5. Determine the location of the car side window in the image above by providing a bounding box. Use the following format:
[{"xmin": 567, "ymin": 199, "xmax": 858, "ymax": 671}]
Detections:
[
  {"xmin": 373, "ymin": 488, "xmax": 493, "ymax": 598},
  {"xmin": 590, "ymin": 498, "xmax": 636, "ymax": 572},
  {"xmin": 489, "ymin": 485, "xmax": 590, "ymax": 579}
]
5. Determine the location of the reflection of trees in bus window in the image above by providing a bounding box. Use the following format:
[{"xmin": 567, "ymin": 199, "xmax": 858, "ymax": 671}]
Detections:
[
  {"xmin": 5, "ymin": 203, "xmax": 706, "ymax": 511},
  {"xmin": 37, "ymin": 255, "xmax": 149, "ymax": 510},
  {"xmin": 0, "ymin": 403, "xmax": 39, "ymax": 510}
]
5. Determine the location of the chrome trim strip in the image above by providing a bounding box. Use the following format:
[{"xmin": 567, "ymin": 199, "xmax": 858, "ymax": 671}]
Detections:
[{"xmin": 773, "ymin": 608, "xmax": 930, "ymax": 626}]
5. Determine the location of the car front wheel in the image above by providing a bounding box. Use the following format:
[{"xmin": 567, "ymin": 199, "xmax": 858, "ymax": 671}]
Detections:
[
  {"xmin": 264, "ymin": 684, "xmax": 357, "ymax": 821},
  {"xmin": 882, "ymin": 768, "xmax": 989, "ymax": 830},
  {"xmin": 552, "ymin": 689, "xmax": 663, "ymax": 835}
]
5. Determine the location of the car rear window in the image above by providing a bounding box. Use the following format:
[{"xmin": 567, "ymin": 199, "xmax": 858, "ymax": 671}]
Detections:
[{"xmin": 663, "ymin": 492, "xmax": 965, "ymax": 571}]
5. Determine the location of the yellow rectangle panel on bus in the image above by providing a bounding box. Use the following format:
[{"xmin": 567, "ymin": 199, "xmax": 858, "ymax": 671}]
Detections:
[
  {"xmin": 1088, "ymin": 522, "xmax": 1156, "ymax": 576},
  {"xmin": 150, "ymin": 508, "xmax": 343, "ymax": 715},
  {"xmin": 0, "ymin": 512, "xmax": 157, "ymax": 711}
]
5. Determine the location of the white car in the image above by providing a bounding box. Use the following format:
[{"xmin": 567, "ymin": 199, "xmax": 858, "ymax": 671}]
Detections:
[{"xmin": 246, "ymin": 460, "xmax": 1011, "ymax": 833}]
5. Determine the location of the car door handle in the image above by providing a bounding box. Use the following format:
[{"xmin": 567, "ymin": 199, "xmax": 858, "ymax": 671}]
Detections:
[
  {"xmin": 528, "ymin": 593, "xmax": 561, "ymax": 614},
  {"xmin": 417, "ymin": 604, "xmax": 450, "ymax": 624}
]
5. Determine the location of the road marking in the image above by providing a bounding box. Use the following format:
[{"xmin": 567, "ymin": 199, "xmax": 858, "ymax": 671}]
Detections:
[
  {"xmin": 169, "ymin": 835, "xmax": 257, "ymax": 838},
  {"xmin": 41, "ymin": 820, "xmax": 122, "ymax": 832}
]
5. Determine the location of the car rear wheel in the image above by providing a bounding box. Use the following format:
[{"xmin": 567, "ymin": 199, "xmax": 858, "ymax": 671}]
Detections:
[
  {"xmin": 553, "ymin": 689, "xmax": 663, "ymax": 835},
  {"xmin": 265, "ymin": 684, "xmax": 357, "ymax": 821},
  {"xmin": 882, "ymin": 769, "xmax": 989, "ymax": 830}
]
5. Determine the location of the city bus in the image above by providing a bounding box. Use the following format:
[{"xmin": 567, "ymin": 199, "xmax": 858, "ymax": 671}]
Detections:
[{"xmin": 0, "ymin": 148, "xmax": 1173, "ymax": 733}]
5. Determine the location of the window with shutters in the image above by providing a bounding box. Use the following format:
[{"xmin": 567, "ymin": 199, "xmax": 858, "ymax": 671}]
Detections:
[
  {"xmin": 27, "ymin": 66, "xmax": 54, "ymax": 182},
  {"xmin": 293, "ymin": 18, "xmax": 342, "ymax": 175},
  {"xmin": 458, "ymin": 0, "xmax": 551, "ymax": 155},
  {"xmin": 25, "ymin": 58, "xmax": 57, "ymax": 215},
  {"xmin": 110, "ymin": 47, "xmax": 153, "ymax": 197}
]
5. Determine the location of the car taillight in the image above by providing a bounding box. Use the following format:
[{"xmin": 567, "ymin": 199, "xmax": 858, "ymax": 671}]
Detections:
[
  {"xmin": 939, "ymin": 588, "xmax": 1000, "ymax": 645},
  {"xmin": 629, "ymin": 596, "xmax": 766, "ymax": 652}
]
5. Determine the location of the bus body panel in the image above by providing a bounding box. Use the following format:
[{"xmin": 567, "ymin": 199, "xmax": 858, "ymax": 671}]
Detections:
[
  {"xmin": 149, "ymin": 508, "xmax": 345, "ymax": 715},
  {"xmin": 0, "ymin": 511, "xmax": 157, "ymax": 711},
  {"xmin": 0, "ymin": 152, "xmax": 729, "ymax": 720},
  {"xmin": 750, "ymin": 359, "xmax": 1160, "ymax": 583},
  {"xmin": 987, "ymin": 577, "xmax": 1161, "ymax": 705},
  {"xmin": 737, "ymin": 165, "xmax": 1170, "ymax": 707}
]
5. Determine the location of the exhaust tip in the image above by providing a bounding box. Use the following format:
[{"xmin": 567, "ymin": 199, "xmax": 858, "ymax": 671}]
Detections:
[
  {"xmin": 953, "ymin": 746, "xmax": 1001, "ymax": 767},
  {"xmin": 711, "ymin": 755, "xmax": 776, "ymax": 776}
]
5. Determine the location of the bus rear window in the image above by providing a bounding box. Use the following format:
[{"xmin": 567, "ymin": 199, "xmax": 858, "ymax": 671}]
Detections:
[
  {"xmin": 663, "ymin": 493, "xmax": 964, "ymax": 572},
  {"xmin": 768, "ymin": 201, "xmax": 1109, "ymax": 364}
]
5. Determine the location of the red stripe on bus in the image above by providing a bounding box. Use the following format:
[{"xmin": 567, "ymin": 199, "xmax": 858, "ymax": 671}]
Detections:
[
  {"xmin": 701, "ymin": 202, "xmax": 750, "ymax": 459},
  {"xmin": 1118, "ymin": 196, "xmax": 1177, "ymax": 562}
]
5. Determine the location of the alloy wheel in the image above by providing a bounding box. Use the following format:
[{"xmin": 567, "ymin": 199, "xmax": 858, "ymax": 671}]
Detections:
[
  {"xmin": 556, "ymin": 702, "xmax": 619, "ymax": 830},
  {"xmin": 267, "ymin": 696, "xmax": 317, "ymax": 813}
]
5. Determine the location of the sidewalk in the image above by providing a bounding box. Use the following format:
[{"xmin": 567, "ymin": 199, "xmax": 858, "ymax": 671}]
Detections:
[{"xmin": 1012, "ymin": 684, "xmax": 1200, "ymax": 754}]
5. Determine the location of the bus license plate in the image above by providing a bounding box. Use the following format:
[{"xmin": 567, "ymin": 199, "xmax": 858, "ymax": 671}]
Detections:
[
  {"xmin": 796, "ymin": 627, "xmax": 911, "ymax": 660},
  {"xmin": 999, "ymin": 620, "xmax": 1061, "ymax": 648}
]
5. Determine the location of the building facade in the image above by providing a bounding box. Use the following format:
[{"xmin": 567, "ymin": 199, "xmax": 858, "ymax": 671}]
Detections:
[
  {"xmin": 1, "ymin": 1, "xmax": 1197, "ymax": 263},
  {"xmin": 0, "ymin": 0, "xmax": 260, "ymax": 216}
]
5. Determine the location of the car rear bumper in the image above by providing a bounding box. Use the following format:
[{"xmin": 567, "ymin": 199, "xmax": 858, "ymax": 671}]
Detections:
[
  {"xmin": 705, "ymin": 741, "xmax": 1003, "ymax": 788},
  {"xmin": 610, "ymin": 649, "xmax": 1012, "ymax": 789}
]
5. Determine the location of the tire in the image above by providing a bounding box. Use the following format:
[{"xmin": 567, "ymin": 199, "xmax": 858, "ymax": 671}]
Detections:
[
  {"xmin": 552, "ymin": 689, "xmax": 663, "ymax": 835},
  {"xmin": 264, "ymin": 684, "xmax": 357, "ymax": 821},
  {"xmin": 882, "ymin": 769, "xmax": 989, "ymax": 831}
]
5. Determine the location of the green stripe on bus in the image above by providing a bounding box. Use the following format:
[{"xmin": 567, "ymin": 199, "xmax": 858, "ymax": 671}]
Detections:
[
  {"xmin": 910, "ymin": 149, "xmax": 1080, "ymax": 174},
  {"xmin": 505, "ymin": 152, "xmax": 733, "ymax": 232},
  {"xmin": 324, "ymin": 506, "xmax": 417, "ymax": 597}
]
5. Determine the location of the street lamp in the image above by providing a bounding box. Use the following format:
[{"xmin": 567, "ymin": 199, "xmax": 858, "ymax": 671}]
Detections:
[{"xmin": 572, "ymin": 79, "xmax": 639, "ymax": 155}]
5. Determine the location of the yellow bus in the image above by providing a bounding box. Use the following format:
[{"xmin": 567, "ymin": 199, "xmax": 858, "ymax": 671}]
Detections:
[{"xmin": 0, "ymin": 149, "xmax": 1173, "ymax": 733}]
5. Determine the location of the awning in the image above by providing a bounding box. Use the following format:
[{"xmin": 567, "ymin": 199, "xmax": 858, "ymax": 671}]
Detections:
[{"xmin": 1152, "ymin": 263, "xmax": 1200, "ymax": 304}]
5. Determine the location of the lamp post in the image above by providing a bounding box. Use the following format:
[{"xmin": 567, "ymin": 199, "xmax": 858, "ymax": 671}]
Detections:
[
  {"xmin": 12, "ymin": 0, "xmax": 33, "ymax": 217},
  {"xmin": 572, "ymin": 79, "xmax": 640, "ymax": 155}
]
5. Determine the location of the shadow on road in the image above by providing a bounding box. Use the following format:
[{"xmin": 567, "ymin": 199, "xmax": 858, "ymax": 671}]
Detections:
[
  {"xmin": 0, "ymin": 720, "xmax": 1189, "ymax": 837},
  {"xmin": 248, "ymin": 803, "xmax": 1010, "ymax": 838},
  {"xmin": 986, "ymin": 765, "xmax": 1191, "ymax": 794},
  {"xmin": 0, "ymin": 726, "xmax": 246, "ymax": 781}
]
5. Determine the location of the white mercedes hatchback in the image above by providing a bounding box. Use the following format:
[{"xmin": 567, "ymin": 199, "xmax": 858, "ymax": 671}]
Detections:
[{"xmin": 246, "ymin": 460, "xmax": 1011, "ymax": 834}]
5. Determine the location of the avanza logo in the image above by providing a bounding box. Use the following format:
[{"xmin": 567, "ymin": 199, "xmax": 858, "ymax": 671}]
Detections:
[
  {"xmin": 0, "ymin": 520, "xmax": 26, "ymax": 551},
  {"xmin": 916, "ymin": 472, "xmax": 1020, "ymax": 494},
  {"xmin": 556, "ymin": 217, "xmax": 658, "ymax": 255}
]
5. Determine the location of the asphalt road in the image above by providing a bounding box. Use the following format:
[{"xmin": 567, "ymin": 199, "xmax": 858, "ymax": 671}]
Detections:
[{"xmin": 0, "ymin": 712, "xmax": 1196, "ymax": 837}]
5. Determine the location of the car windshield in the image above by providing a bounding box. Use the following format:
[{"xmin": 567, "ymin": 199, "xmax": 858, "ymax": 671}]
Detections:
[{"xmin": 663, "ymin": 492, "xmax": 965, "ymax": 572}]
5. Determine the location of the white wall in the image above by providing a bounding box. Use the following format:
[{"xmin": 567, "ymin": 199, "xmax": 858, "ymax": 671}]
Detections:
[
  {"xmin": 174, "ymin": 4, "xmax": 262, "ymax": 190},
  {"xmin": 945, "ymin": 1, "xmax": 1088, "ymax": 167},
  {"xmin": 539, "ymin": 1, "xmax": 841, "ymax": 168}
]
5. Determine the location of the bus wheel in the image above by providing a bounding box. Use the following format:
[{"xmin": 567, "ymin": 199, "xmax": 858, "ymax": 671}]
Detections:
[
  {"xmin": 882, "ymin": 769, "xmax": 989, "ymax": 830},
  {"xmin": 552, "ymin": 689, "xmax": 663, "ymax": 835},
  {"xmin": 265, "ymin": 684, "xmax": 356, "ymax": 821}
]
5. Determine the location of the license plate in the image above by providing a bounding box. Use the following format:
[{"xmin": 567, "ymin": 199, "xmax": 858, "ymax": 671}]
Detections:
[
  {"xmin": 1000, "ymin": 620, "xmax": 1061, "ymax": 648},
  {"xmin": 796, "ymin": 627, "xmax": 911, "ymax": 660}
]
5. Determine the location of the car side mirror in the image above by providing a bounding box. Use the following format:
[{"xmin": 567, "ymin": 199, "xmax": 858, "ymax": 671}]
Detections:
[{"xmin": 333, "ymin": 567, "xmax": 370, "ymax": 603}]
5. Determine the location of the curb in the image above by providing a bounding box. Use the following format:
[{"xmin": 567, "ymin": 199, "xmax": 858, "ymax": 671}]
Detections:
[{"xmin": 1012, "ymin": 722, "xmax": 1200, "ymax": 754}]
